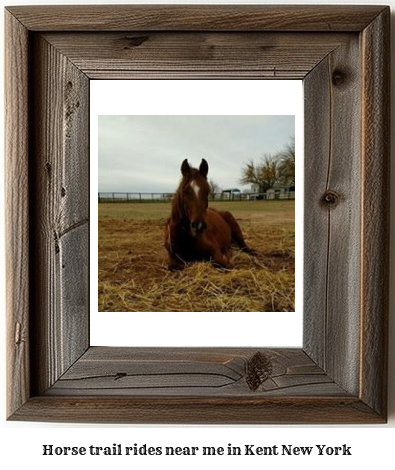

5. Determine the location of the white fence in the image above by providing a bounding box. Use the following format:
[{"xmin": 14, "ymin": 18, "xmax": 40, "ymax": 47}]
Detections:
[{"xmin": 98, "ymin": 191, "xmax": 295, "ymax": 203}]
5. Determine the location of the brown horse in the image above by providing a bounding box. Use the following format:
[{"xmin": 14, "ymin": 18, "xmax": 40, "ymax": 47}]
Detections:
[{"xmin": 164, "ymin": 158, "xmax": 254, "ymax": 270}]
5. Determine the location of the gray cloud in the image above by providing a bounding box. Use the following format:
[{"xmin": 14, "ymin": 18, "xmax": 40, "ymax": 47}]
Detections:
[{"xmin": 98, "ymin": 115, "xmax": 295, "ymax": 193}]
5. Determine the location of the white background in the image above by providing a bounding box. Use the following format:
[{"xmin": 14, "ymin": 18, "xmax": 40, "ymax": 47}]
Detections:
[
  {"xmin": 90, "ymin": 79, "xmax": 304, "ymax": 347},
  {"xmin": 1, "ymin": 0, "xmax": 394, "ymax": 469}
]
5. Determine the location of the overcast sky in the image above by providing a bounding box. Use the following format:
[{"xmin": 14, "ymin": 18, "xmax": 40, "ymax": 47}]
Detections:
[{"xmin": 98, "ymin": 115, "xmax": 295, "ymax": 193}]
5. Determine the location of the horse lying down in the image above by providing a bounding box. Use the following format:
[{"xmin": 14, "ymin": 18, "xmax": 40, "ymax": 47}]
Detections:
[{"xmin": 164, "ymin": 158, "xmax": 255, "ymax": 271}]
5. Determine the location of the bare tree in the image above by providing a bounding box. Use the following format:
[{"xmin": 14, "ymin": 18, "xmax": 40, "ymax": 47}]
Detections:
[
  {"xmin": 260, "ymin": 154, "xmax": 281, "ymax": 191},
  {"xmin": 240, "ymin": 154, "xmax": 280, "ymax": 193},
  {"xmin": 240, "ymin": 160, "xmax": 260, "ymax": 188},
  {"xmin": 208, "ymin": 179, "xmax": 222, "ymax": 198},
  {"xmin": 278, "ymin": 137, "xmax": 295, "ymax": 187},
  {"xmin": 240, "ymin": 137, "xmax": 295, "ymax": 192}
]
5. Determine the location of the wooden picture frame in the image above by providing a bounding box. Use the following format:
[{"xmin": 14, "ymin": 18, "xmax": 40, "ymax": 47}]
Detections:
[{"xmin": 5, "ymin": 5, "xmax": 390, "ymax": 424}]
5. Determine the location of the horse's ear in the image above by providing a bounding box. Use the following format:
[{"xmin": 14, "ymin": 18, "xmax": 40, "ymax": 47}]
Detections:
[
  {"xmin": 199, "ymin": 159, "xmax": 209, "ymax": 178},
  {"xmin": 181, "ymin": 159, "xmax": 190, "ymax": 177}
]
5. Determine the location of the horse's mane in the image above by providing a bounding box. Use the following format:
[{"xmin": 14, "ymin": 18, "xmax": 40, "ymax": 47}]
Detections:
[{"xmin": 170, "ymin": 186, "xmax": 186, "ymax": 223}]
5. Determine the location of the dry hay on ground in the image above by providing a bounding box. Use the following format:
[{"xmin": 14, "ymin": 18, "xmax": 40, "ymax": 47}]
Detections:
[{"xmin": 98, "ymin": 212, "xmax": 295, "ymax": 312}]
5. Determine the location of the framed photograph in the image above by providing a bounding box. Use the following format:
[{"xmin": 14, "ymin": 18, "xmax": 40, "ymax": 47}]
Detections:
[
  {"xmin": 5, "ymin": 5, "xmax": 389, "ymax": 423},
  {"xmin": 91, "ymin": 81, "xmax": 303, "ymax": 349}
]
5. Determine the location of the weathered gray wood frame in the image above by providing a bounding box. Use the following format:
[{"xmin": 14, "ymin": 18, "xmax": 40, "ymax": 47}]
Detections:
[{"xmin": 5, "ymin": 5, "xmax": 390, "ymax": 423}]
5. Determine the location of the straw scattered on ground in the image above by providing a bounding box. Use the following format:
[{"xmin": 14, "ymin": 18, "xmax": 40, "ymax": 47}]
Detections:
[{"xmin": 98, "ymin": 201, "xmax": 295, "ymax": 312}]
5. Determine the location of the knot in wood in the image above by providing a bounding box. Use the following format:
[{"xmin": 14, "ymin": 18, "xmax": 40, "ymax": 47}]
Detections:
[
  {"xmin": 332, "ymin": 68, "xmax": 348, "ymax": 87},
  {"xmin": 321, "ymin": 190, "xmax": 340, "ymax": 208},
  {"xmin": 123, "ymin": 35, "xmax": 150, "ymax": 49},
  {"xmin": 246, "ymin": 351, "xmax": 273, "ymax": 391}
]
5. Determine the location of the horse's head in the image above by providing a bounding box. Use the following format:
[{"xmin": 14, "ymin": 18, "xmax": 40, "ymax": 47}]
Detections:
[{"xmin": 180, "ymin": 158, "xmax": 210, "ymax": 236}]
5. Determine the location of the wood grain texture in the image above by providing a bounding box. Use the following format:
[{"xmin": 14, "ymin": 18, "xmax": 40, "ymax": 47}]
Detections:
[
  {"xmin": 9, "ymin": 395, "xmax": 383, "ymax": 425},
  {"xmin": 5, "ymin": 5, "xmax": 386, "ymax": 32},
  {"xmin": 42, "ymin": 32, "xmax": 350, "ymax": 80},
  {"xmin": 304, "ymin": 35, "xmax": 362, "ymax": 395},
  {"xmin": 303, "ymin": 55, "xmax": 332, "ymax": 369},
  {"xmin": 5, "ymin": 10, "xmax": 30, "ymax": 418},
  {"xmin": 30, "ymin": 34, "xmax": 90, "ymax": 395},
  {"xmin": 60, "ymin": 225, "xmax": 89, "ymax": 367},
  {"xmin": 360, "ymin": 8, "xmax": 390, "ymax": 418},
  {"xmin": 46, "ymin": 347, "xmax": 345, "ymax": 397},
  {"xmin": 5, "ymin": 5, "xmax": 389, "ymax": 424}
]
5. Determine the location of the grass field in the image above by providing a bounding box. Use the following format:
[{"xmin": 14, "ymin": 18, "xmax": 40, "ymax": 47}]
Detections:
[{"xmin": 98, "ymin": 200, "xmax": 295, "ymax": 312}]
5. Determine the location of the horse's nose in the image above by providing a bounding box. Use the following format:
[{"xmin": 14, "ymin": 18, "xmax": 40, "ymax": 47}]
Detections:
[{"xmin": 191, "ymin": 221, "xmax": 207, "ymax": 232}]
